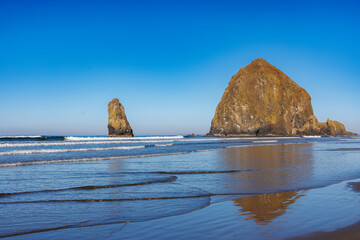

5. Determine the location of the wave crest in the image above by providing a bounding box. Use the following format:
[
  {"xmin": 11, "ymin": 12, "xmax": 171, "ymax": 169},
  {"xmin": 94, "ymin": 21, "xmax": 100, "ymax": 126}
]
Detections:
[
  {"xmin": 65, "ymin": 135, "xmax": 184, "ymax": 141},
  {"xmin": 0, "ymin": 146, "xmax": 145, "ymax": 156}
]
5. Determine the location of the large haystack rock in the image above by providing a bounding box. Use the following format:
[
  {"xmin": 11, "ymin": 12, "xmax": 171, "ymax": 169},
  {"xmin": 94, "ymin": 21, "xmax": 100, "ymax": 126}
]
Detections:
[
  {"xmin": 208, "ymin": 58, "xmax": 355, "ymax": 136},
  {"xmin": 108, "ymin": 98, "xmax": 134, "ymax": 137}
]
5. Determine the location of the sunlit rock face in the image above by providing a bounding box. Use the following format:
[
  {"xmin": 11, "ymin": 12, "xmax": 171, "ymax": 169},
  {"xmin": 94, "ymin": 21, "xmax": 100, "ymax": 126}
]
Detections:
[
  {"xmin": 296, "ymin": 117, "xmax": 354, "ymax": 136},
  {"xmin": 108, "ymin": 98, "xmax": 134, "ymax": 137},
  {"xmin": 208, "ymin": 58, "xmax": 355, "ymax": 136}
]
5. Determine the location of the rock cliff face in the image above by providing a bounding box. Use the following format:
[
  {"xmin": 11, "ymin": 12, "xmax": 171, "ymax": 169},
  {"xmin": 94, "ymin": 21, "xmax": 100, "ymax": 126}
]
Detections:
[
  {"xmin": 208, "ymin": 58, "xmax": 355, "ymax": 136},
  {"xmin": 108, "ymin": 98, "xmax": 134, "ymax": 137}
]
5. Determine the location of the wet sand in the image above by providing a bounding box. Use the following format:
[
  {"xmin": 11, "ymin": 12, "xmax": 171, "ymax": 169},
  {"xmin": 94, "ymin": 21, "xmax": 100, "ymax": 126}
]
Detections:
[
  {"xmin": 114, "ymin": 178, "xmax": 360, "ymax": 240},
  {"xmin": 288, "ymin": 221, "xmax": 360, "ymax": 240},
  {"xmin": 288, "ymin": 182, "xmax": 360, "ymax": 240},
  {"xmin": 7, "ymin": 178, "xmax": 360, "ymax": 240}
]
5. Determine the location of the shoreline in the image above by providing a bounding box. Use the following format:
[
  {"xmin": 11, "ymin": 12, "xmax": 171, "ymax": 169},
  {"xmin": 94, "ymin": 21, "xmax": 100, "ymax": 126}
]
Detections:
[
  {"xmin": 287, "ymin": 221, "xmax": 360, "ymax": 240},
  {"xmin": 104, "ymin": 177, "xmax": 360, "ymax": 240},
  {"xmin": 10, "ymin": 176, "xmax": 360, "ymax": 240}
]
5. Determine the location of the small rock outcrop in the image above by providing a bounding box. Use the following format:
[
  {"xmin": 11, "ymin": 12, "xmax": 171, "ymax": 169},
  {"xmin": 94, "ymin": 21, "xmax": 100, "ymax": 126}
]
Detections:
[
  {"xmin": 297, "ymin": 117, "xmax": 353, "ymax": 136},
  {"xmin": 108, "ymin": 98, "xmax": 134, "ymax": 137},
  {"xmin": 208, "ymin": 58, "xmax": 355, "ymax": 137}
]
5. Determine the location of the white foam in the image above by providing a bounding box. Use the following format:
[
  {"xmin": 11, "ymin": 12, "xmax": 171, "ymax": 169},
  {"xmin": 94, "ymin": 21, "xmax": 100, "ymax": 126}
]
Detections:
[
  {"xmin": 252, "ymin": 140, "xmax": 278, "ymax": 143},
  {"xmin": 226, "ymin": 145, "xmax": 251, "ymax": 149},
  {"xmin": 0, "ymin": 140, "xmax": 173, "ymax": 148},
  {"xmin": 178, "ymin": 138, "xmax": 224, "ymax": 142},
  {"xmin": 179, "ymin": 137, "xmax": 300, "ymax": 142},
  {"xmin": 0, "ymin": 152, "xmax": 190, "ymax": 168},
  {"xmin": 227, "ymin": 142, "xmax": 296, "ymax": 149},
  {"xmin": 0, "ymin": 146, "xmax": 145, "ymax": 156},
  {"xmin": 65, "ymin": 135, "xmax": 184, "ymax": 141},
  {"xmin": 0, "ymin": 135, "xmax": 42, "ymax": 139},
  {"xmin": 242, "ymin": 136, "xmax": 300, "ymax": 140},
  {"xmin": 302, "ymin": 136, "xmax": 321, "ymax": 138},
  {"xmin": 155, "ymin": 143, "xmax": 174, "ymax": 147}
]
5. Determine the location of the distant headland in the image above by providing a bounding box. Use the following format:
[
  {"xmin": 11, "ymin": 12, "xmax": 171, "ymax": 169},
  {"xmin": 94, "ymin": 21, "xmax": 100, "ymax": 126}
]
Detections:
[{"xmin": 207, "ymin": 58, "xmax": 356, "ymax": 137}]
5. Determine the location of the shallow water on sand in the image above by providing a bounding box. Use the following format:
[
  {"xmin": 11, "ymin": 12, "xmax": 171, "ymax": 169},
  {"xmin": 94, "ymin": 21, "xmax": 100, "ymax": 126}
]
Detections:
[{"xmin": 0, "ymin": 136, "xmax": 360, "ymax": 239}]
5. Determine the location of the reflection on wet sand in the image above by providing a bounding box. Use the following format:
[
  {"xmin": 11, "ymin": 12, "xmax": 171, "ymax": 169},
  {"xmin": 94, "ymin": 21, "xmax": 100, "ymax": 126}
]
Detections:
[
  {"xmin": 214, "ymin": 144, "xmax": 314, "ymax": 194},
  {"xmin": 222, "ymin": 144, "xmax": 313, "ymax": 224},
  {"xmin": 234, "ymin": 190, "xmax": 307, "ymax": 224},
  {"xmin": 222, "ymin": 144, "xmax": 314, "ymax": 171}
]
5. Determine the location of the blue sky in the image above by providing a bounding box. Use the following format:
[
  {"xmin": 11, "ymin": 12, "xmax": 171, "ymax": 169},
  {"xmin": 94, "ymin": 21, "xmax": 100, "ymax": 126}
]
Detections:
[{"xmin": 0, "ymin": 0, "xmax": 359, "ymax": 135}]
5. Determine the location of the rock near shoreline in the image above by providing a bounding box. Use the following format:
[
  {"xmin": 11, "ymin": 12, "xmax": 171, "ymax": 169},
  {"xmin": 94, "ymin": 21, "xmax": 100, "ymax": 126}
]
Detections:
[
  {"xmin": 108, "ymin": 98, "xmax": 134, "ymax": 137},
  {"xmin": 208, "ymin": 58, "xmax": 355, "ymax": 137}
]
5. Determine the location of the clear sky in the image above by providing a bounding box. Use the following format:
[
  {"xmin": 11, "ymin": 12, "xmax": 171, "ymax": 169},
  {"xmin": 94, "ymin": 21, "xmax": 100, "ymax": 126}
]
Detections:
[{"xmin": 0, "ymin": 0, "xmax": 359, "ymax": 135}]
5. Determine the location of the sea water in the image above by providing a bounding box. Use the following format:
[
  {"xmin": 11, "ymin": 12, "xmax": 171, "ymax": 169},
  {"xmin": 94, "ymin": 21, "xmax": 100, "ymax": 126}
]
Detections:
[{"xmin": 0, "ymin": 135, "xmax": 360, "ymax": 239}]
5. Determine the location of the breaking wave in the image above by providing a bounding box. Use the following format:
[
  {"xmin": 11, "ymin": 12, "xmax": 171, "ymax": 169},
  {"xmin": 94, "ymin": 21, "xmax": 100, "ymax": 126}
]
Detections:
[
  {"xmin": 0, "ymin": 140, "xmax": 174, "ymax": 148},
  {"xmin": 65, "ymin": 135, "xmax": 184, "ymax": 141},
  {"xmin": 155, "ymin": 143, "xmax": 174, "ymax": 147},
  {"xmin": 0, "ymin": 146, "xmax": 145, "ymax": 156},
  {"xmin": 0, "ymin": 135, "xmax": 42, "ymax": 139}
]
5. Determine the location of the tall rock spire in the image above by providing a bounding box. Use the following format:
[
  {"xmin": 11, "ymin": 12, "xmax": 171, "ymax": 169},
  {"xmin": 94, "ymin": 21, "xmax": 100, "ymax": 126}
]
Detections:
[{"xmin": 108, "ymin": 98, "xmax": 134, "ymax": 137}]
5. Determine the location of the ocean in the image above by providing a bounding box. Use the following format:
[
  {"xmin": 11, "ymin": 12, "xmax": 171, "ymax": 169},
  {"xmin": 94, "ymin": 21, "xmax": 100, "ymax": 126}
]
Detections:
[{"xmin": 1, "ymin": 135, "xmax": 360, "ymax": 239}]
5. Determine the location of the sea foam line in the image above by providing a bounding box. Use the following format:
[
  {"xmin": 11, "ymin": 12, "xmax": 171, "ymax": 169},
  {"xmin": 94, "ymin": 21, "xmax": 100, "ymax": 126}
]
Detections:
[
  {"xmin": 0, "ymin": 136, "xmax": 301, "ymax": 148},
  {"xmin": 252, "ymin": 140, "xmax": 278, "ymax": 143},
  {"xmin": 178, "ymin": 136, "xmax": 300, "ymax": 142},
  {"xmin": 0, "ymin": 135, "xmax": 42, "ymax": 139},
  {"xmin": 0, "ymin": 140, "xmax": 174, "ymax": 148},
  {"xmin": 65, "ymin": 135, "xmax": 184, "ymax": 141},
  {"xmin": 0, "ymin": 146, "xmax": 145, "ymax": 156},
  {"xmin": 155, "ymin": 143, "xmax": 174, "ymax": 147},
  {"xmin": 0, "ymin": 152, "xmax": 190, "ymax": 168}
]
